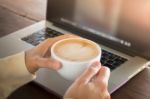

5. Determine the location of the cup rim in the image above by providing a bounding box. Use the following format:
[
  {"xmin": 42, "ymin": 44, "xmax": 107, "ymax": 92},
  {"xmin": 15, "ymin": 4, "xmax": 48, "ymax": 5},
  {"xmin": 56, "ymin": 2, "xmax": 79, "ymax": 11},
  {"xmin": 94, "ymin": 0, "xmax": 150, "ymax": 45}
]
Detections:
[{"xmin": 51, "ymin": 38, "xmax": 101, "ymax": 63}]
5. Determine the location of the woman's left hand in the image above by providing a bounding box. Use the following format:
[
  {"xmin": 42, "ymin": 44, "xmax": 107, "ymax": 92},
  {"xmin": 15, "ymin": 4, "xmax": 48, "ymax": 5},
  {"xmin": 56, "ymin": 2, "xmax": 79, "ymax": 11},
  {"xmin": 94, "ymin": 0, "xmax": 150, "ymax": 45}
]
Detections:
[{"xmin": 25, "ymin": 34, "xmax": 78, "ymax": 74}]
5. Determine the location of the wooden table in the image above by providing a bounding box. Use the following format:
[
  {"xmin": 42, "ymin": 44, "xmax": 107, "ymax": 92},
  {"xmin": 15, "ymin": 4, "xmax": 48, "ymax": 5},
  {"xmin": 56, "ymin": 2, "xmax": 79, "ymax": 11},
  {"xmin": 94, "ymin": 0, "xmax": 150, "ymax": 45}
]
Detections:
[{"xmin": 0, "ymin": 0, "xmax": 150, "ymax": 99}]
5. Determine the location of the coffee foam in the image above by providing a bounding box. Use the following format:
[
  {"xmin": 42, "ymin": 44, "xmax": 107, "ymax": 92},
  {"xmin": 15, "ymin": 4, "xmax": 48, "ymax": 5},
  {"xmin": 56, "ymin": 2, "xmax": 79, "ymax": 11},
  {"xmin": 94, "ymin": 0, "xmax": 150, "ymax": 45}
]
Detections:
[{"xmin": 54, "ymin": 39, "xmax": 99, "ymax": 61}]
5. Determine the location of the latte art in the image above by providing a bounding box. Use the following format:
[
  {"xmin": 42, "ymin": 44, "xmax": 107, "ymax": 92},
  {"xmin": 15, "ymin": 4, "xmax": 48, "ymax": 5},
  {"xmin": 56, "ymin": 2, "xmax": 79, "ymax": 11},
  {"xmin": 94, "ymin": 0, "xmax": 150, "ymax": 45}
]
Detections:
[{"xmin": 54, "ymin": 39, "xmax": 99, "ymax": 61}]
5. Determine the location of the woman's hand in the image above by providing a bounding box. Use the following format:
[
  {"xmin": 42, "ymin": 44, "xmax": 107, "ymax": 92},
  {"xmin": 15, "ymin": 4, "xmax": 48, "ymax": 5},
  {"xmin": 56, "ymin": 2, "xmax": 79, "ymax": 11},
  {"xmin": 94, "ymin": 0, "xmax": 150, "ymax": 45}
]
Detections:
[
  {"xmin": 64, "ymin": 62, "xmax": 110, "ymax": 99},
  {"xmin": 25, "ymin": 34, "xmax": 78, "ymax": 74}
]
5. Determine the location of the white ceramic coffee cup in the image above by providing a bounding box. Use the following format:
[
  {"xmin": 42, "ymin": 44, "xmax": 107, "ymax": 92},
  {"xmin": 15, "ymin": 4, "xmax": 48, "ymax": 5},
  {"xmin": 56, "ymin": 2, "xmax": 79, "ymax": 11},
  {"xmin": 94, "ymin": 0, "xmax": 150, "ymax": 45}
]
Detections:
[{"xmin": 51, "ymin": 38, "xmax": 101, "ymax": 81}]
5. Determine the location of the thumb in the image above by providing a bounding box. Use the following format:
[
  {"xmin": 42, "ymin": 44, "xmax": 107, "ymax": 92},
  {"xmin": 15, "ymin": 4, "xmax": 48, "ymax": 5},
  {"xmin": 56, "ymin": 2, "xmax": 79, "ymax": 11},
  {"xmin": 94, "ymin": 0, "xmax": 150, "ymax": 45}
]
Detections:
[
  {"xmin": 76, "ymin": 61, "xmax": 101, "ymax": 84},
  {"xmin": 36, "ymin": 57, "xmax": 62, "ymax": 70},
  {"xmin": 96, "ymin": 66, "xmax": 110, "ymax": 88}
]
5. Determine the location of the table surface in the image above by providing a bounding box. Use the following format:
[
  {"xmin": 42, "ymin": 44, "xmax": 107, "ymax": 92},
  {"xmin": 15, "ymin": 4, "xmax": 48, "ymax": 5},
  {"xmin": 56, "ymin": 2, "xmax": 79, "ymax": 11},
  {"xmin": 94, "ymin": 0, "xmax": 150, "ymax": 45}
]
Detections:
[{"xmin": 0, "ymin": 0, "xmax": 150, "ymax": 99}]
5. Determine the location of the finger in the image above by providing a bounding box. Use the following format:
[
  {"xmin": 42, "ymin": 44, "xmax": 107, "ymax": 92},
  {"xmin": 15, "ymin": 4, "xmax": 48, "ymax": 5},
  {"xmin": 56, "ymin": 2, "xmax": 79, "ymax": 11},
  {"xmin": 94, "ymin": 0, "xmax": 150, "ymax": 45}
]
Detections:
[
  {"xmin": 96, "ymin": 66, "xmax": 110, "ymax": 88},
  {"xmin": 36, "ymin": 57, "xmax": 62, "ymax": 70},
  {"xmin": 44, "ymin": 50, "xmax": 51, "ymax": 58},
  {"xmin": 75, "ymin": 61, "xmax": 101, "ymax": 84},
  {"xmin": 54, "ymin": 34, "xmax": 80, "ymax": 40},
  {"xmin": 34, "ymin": 39, "xmax": 54, "ymax": 56},
  {"xmin": 102, "ymin": 90, "xmax": 110, "ymax": 99}
]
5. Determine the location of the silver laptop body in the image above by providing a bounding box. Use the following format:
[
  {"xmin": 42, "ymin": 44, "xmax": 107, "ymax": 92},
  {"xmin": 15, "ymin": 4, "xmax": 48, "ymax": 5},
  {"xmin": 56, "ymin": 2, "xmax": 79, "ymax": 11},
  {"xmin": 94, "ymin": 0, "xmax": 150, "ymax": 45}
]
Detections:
[{"xmin": 0, "ymin": 0, "xmax": 149, "ymax": 96}]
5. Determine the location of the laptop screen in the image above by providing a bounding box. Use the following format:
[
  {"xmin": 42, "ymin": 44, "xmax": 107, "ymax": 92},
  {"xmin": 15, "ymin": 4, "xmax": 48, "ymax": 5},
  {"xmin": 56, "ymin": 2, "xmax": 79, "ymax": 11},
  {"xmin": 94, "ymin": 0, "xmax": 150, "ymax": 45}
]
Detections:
[{"xmin": 47, "ymin": 0, "xmax": 150, "ymax": 60}]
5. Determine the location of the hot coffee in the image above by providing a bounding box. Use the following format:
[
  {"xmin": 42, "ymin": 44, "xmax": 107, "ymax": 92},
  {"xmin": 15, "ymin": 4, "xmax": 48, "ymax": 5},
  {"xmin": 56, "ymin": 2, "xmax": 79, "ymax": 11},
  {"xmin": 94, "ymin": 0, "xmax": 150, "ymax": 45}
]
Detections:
[{"xmin": 53, "ymin": 39, "xmax": 99, "ymax": 61}]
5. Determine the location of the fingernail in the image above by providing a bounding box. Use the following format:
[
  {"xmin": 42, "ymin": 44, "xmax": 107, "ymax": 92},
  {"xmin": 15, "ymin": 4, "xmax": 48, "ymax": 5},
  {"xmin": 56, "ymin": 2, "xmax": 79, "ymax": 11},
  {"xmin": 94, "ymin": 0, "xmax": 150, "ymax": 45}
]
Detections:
[
  {"xmin": 93, "ymin": 61, "xmax": 100, "ymax": 67},
  {"xmin": 91, "ymin": 61, "xmax": 101, "ymax": 69},
  {"xmin": 102, "ymin": 66, "xmax": 110, "ymax": 73},
  {"xmin": 55, "ymin": 61, "xmax": 62, "ymax": 69}
]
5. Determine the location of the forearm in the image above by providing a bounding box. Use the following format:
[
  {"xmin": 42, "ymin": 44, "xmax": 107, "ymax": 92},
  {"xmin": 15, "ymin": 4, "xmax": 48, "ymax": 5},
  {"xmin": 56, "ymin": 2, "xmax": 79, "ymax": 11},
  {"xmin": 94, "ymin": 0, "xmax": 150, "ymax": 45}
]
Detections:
[{"xmin": 0, "ymin": 52, "xmax": 36, "ymax": 99}]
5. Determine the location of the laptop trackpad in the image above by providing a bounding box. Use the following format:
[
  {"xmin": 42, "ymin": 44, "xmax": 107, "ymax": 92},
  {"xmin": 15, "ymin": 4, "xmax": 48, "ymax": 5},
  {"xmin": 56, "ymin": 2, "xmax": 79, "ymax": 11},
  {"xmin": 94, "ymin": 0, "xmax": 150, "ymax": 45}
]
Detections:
[{"xmin": 35, "ymin": 68, "xmax": 73, "ymax": 96}]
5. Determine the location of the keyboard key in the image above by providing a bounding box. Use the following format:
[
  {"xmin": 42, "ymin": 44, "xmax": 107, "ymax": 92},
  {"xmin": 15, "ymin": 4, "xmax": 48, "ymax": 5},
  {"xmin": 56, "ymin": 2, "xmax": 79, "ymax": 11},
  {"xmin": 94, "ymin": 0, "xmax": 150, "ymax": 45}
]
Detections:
[
  {"xmin": 101, "ymin": 49, "xmax": 127, "ymax": 71},
  {"xmin": 21, "ymin": 28, "xmax": 63, "ymax": 46}
]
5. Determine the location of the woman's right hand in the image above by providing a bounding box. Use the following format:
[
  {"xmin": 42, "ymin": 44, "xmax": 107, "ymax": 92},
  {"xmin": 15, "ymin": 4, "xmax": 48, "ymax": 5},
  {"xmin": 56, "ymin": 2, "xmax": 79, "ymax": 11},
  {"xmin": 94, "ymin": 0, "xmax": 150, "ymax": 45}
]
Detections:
[{"xmin": 64, "ymin": 62, "xmax": 110, "ymax": 99}]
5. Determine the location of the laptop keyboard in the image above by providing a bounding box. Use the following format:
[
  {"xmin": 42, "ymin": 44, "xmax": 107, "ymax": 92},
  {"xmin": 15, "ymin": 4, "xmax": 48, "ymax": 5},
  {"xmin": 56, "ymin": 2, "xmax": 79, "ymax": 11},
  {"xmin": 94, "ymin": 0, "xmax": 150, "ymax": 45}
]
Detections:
[
  {"xmin": 22, "ymin": 28, "xmax": 128, "ymax": 71},
  {"xmin": 101, "ymin": 50, "xmax": 127, "ymax": 70},
  {"xmin": 21, "ymin": 28, "xmax": 63, "ymax": 46}
]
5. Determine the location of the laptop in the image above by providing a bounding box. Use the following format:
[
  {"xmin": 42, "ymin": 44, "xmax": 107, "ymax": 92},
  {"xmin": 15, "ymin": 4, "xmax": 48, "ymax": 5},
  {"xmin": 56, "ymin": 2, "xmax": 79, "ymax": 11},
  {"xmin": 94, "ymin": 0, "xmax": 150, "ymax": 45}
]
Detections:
[{"xmin": 0, "ymin": 0, "xmax": 149, "ymax": 96}]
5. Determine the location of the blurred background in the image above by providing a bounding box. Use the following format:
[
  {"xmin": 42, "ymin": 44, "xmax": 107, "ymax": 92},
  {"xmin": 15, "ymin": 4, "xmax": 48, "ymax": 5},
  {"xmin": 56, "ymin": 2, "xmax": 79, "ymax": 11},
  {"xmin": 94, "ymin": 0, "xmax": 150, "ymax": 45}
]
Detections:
[{"xmin": 0, "ymin": 0, "xmax": 46, "ymax": 37}]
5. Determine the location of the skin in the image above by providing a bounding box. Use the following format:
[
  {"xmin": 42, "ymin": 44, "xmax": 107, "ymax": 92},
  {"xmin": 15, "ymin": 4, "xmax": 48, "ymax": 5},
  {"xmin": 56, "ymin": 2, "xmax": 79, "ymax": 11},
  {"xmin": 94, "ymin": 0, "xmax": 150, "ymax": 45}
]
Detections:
[
  {"xmin": 25, "ymin": 34, "xmax": 110, "ymax": 99},
  {"xmin": 25, "ymin": 34, "xmax": 79, "ymax": 73},
  {"xmin": 64, "ymin": 62, "xmax": 110, "ymax": 99}
]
